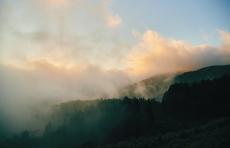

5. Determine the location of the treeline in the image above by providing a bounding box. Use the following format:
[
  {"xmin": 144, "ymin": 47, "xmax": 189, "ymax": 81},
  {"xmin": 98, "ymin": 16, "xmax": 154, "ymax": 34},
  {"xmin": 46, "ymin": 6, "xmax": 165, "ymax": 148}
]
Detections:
[
  {"xmin": 163, "ymin": 75, "xmax": 230, "ymax": 120},
  {"xmin": 44, "ymin": 98, "xmax": 157, "ymax": 148},
  {"xmin": 0, "ymin": 98, "xmax": 158, "ymax": 148}
]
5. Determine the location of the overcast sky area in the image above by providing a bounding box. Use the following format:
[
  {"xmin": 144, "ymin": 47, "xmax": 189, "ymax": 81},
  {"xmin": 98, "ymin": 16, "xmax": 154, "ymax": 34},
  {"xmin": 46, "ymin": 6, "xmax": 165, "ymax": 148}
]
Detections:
[{"xmin": 0, "ymin": 0, "xmax": 230, "ymax": 133}]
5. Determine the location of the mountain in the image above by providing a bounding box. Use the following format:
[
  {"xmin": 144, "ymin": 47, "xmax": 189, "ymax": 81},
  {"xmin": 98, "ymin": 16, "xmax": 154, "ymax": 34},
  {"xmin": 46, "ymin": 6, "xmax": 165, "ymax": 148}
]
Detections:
[
  {"xmin": 119, "ymin": 65, "xmax": 230, "ymax": 100},
  {"xmin": 174, "ymin": 65, "xmax": 230, "ymax": 83}
]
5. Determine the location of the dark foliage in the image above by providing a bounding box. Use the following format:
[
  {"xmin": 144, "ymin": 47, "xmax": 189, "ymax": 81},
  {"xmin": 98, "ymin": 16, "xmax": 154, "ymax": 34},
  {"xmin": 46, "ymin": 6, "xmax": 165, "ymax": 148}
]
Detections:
[
  {"xmin": 0, "ymin": 97, "xmax": 156, "ymax": 148},
  {"xmin": 97, "ymin": 117, "xmax": 230, "ymax": 148},
  {"xmin": 163, "ymin": 75, "xmax": 230, "ymax": 120}
]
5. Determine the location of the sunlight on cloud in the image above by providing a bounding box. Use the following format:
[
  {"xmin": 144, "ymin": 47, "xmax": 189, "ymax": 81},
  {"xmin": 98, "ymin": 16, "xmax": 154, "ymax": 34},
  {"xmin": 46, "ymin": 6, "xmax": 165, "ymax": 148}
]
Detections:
[
  {"xmin": 0, "ymin": 0, "xmax": 126, "ymax": 71},
  {"xmin": 220, "ymin": 30, "xmax": 230, "ymax": 48},
  {"xmin": 47, "ymin": 0, "xmax": 69, "ymax": 6},
  {"xmin": 125, "ymin": 30, "xmax": 230, "ymax": 80},
  {"xmin": 106, "ymin": 14, "xmax": 122, "ymax": 28}
]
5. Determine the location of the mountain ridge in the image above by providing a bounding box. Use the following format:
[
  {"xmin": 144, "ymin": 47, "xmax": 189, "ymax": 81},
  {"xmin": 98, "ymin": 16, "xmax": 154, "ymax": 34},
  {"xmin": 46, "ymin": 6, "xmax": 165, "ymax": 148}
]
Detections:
[{"xmin": 119, "ymin": 65, "xmax": 230, "ymax": 100}]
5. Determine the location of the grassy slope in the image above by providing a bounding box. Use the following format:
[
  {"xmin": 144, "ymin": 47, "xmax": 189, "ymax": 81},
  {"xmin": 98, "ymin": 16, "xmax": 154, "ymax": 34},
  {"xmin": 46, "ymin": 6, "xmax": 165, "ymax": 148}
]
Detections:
[{"xmin": 98, "ymin": 117, "xmax": 230, "ymax": 148}]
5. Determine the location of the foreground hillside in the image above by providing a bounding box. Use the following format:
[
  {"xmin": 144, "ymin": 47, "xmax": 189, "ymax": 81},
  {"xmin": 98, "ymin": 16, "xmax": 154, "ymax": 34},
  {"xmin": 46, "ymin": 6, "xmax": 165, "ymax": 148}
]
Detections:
[{"xmin": 98, "ymin": 117, "xmax": 230, "ymax": 148}]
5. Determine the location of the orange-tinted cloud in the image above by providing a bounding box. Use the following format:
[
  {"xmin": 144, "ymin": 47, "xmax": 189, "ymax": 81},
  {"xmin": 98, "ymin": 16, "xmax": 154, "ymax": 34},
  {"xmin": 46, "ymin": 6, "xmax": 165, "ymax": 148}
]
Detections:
[
  {"xmin": 125, "ymin": 30, "xmax": 230, "ymax": 80},
  {"xmin": 106, "ymin": 14, "xmax": 122, "ymax": 28},
  {"xmin": 47, "ymin": 0, "xmax": 69, "ymax": 6}
]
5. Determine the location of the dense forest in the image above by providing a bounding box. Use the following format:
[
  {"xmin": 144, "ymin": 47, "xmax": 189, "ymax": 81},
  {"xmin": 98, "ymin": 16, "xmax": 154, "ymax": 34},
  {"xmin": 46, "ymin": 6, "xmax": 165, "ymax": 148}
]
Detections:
[
  {"xmin": 1, "ymin": 66, "xmax": 230, "ymax": 148},
  {"xmin": 163, "ymin": 75, "xmax": 230, "ymax": 119}
]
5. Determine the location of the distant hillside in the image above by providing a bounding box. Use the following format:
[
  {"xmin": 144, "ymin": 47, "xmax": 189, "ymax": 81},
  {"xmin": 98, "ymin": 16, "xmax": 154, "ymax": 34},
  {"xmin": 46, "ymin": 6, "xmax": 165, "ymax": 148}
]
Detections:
[
  {"xmin": 119, "ymin": 65, "xmax": 230, "ymax": 100},
  {"xmin": 119, "ymin": 74, "xmax": 175, "ymax": 101},
  {"xmin": 174, "ymin": 65, "xmax": 230, "ymax": 83}
]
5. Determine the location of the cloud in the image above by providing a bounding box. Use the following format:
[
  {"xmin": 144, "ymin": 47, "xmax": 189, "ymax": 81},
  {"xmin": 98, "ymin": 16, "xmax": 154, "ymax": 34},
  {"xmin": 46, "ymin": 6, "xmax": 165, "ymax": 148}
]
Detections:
[
  {"xmin": 0, "ymin": 0, "xmax": 126, "ymax": 71},
  {"xmin": 46, "ymin": 0, "xmax": 70, "ymax": 7},
  {"xmin": 125, "ymin": 30, "xmax": 230, "ymax": 79},
  {"xmin": 106, "ymin": 14, "xmax": 122, "ymax": 28},
  {"xmin": 0, "ymin": 59, "xmax": 131, "ymax": 133},
  {"xmin": 220, "ymin": 30, "xmax": 230, "ymax": 49}
]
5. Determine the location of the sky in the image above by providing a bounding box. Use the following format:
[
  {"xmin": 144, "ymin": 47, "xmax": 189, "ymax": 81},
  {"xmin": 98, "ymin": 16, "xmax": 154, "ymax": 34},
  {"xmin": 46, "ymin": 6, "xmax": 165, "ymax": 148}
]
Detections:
[
  {"xmin": 0, "ymin": 0, "xmax": 230, "ymax": 133},
  {"xmin": 113, "ymin": 0, "xmax": 230, "ymax": 45}
]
